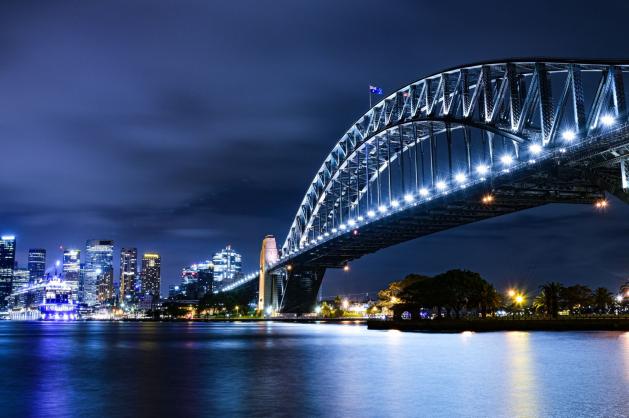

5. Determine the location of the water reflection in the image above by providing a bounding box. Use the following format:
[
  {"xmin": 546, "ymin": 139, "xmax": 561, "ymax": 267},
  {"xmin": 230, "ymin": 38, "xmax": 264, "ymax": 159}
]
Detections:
[
  {"xmin": 0, "ymin": 322, "xmax": 627, "ymax": 417},
  {"xmin": 505, "ymin": 332, "xmax": 538, "ymax": 418}
]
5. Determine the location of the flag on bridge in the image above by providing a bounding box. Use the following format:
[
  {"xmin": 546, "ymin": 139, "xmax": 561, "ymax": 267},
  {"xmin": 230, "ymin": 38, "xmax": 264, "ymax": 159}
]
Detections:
[{"xmin": 369, "ymin": 85, "xmax": 383, "ymax": 95}]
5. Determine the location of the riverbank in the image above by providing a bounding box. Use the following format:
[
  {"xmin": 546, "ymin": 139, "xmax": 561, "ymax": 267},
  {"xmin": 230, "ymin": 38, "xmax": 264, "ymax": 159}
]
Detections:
[{"xmin": 367, "ymin": 318, "xmax": 629, "ymax": 332}]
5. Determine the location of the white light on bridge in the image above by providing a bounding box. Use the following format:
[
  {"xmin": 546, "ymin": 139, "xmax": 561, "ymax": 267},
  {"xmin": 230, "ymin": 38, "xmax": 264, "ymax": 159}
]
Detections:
[
  {"xmin": 324, "ymin": 232, "xmax": 330, "ymax": 237},
  {"xmin": 436, "ymin": 181, "xmax": 447, "ymax": 190},
  {"xmin": 348, "ymin": 219, "xmax": 356, "ymax": 226},
  {"xmin": 332, "ymin": 228, "xmax": 338, "ymax": 233},
  {"xmin": 454, "ymin": 173, "xmax": 467, "ymax": 184},
  {"xmin": 601, "ymin": 114, "xmax": 615, "ymax": 127},
  {"xmin": 404, "ymin": 194, "xmax": 414, "ymax": 203},
  {"xmin": 378, "ymin": 205, "xmax": 387, "ymax": 213},
  {"xmin": 391, "ymin": 200, "xmax": 400, "ymax": 208},
  {"xmin": 529, "ymin": 143, "xmax": 543, "ymax": 155},
  {"xmin": 562, "ymin": 129, "xmax": 576, "ymax": 141},
  {"xmin": 476, "ymin": 164, "xmax": 489, "ymax": 176},
  {"xmin": 317, "ymin": 235, "xmax": 323, "ymax": 241},
  {"xmin": 357, "ymin": 216, "xmax": 364, "ymax": 221},
  {"xmin": 419, "ymin": 187, "xmax": 430, "ymax": 197},
  {"xmin": 500, "ymin": 155, "xmax": 513, "ymax": 165},
  {"xmin": 340, "ymin": 224, "xmax": 347, "ymax": 230},
  {"xmin": 367, "ymin": 210, "xmax": 376, "ymax": 218}
]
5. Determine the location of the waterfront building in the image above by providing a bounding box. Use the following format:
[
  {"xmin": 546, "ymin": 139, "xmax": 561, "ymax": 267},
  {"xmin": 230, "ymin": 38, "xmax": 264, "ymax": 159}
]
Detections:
[
  {"xmin": 0, "ymin": 235, "xmax": 17, "ymax": 309},
  {"xmin": 63, "ymin": 249, "xmax": 81, "ymax": 292},
  {"xmin": 84, "ymin": 240, "xmax": 114, "ymax": 306},
  {"xmin": 120, "ymin": 248, "xmax": 138, "ymax": 305},
  {"xmin": 28, "ymin": 248, "xmax": 46, "ymax": 283},
  {"xmin": 141, "ymin": 253, "xmax": 161, "ymax": 301},
  {"xmin": 12, "ymin": 268, "xmax": 30, "ymax": 291},
  {"xmin": 212, "ymin": 245, "xmax": 242, "ymax": 286}
]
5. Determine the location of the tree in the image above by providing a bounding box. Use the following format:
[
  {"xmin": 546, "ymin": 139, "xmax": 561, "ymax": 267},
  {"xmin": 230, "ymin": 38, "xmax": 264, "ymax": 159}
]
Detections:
[
  {"xmin": 592, "ymin": 287, "xmax": 613, "ymax": 314},
  {"xmin": 377, "ymin": 274, "xmax": 428, "ymax": 310},
  {"xmin": 538, "ymin": 282, "xmax": 563, "ymax": 318},
  {"xmin": 560, "ymin": 285, "xmax": 593, "ymax": 314},
  {"xmin": 479, "ymin": 282, "xmax": 502, "ymax": 318}
]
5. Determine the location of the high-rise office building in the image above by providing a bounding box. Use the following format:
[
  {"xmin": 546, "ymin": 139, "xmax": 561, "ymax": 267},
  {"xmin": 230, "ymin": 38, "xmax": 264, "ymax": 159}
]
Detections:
[
  {"xmin": 120, "ymin": 248, "xmax": 138, "ymax": 304},
  {"xmin": 179, "ymin": 261, "xmax": 213, "ymax": 299},
  {"xmin": 28, "ymin": 248, "xmax": 46, "ymax": 283},
  {"xmin": 84, "ymin": 240, "xmax": 114, "ymax": 306},
  {"xmin": 141, "ymin": 253, "xmax": 161, "ymax": 301},
  {"xmin": 212, "ymin": 245, "xmax": 242, "ymax": 285},
  {"xmin": 0, "ymin": 235, "xmax": 16, "ymax": 309},
  {"xmin": 63, "ymin": 249, "xmax": 81, "ymax": 292},
  {"xmin": 12, "ymin": 268, "xmax": 29, "ymax": 290}
]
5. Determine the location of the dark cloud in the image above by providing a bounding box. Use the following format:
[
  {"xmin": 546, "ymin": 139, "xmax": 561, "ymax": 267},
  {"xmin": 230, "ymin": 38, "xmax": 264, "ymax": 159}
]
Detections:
[{"xmin": 0, "ymin": 0, "xmax": 628, "ymax": 293}]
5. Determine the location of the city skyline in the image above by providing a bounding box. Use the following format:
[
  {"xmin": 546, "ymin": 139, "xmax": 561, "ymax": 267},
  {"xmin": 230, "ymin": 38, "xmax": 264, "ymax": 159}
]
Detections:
[{"xmin": 1, "ymin": 1, "xmax": 629, "ymax": 296}]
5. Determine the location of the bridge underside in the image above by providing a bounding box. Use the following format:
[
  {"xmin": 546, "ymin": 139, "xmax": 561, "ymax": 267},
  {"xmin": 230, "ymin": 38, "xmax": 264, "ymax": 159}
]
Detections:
[{"xmin": 270, "ymin": 140, "xmax": 629, "ymax": 313}]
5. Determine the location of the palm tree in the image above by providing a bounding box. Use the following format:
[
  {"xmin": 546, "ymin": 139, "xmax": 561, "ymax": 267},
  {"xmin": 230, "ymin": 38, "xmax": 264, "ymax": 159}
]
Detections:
[
  {"xmin": 539, "ymin": 282, "xmax": 563, "ymax": 318},
  {"xmin": 592, "ymin": 287, "xmax": 613, "ymax": 314}
]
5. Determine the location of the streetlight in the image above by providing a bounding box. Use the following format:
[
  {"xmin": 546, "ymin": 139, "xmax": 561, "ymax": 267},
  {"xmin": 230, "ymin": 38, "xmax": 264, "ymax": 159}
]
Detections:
[{"xmin": 343, "ymin": 264, "xmax": 350, "ymax": 272}]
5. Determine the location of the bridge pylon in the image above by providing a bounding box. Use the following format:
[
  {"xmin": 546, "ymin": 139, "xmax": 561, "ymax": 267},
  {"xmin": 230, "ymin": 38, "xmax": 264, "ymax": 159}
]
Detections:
[{"xmin": 258, "ymin": 235, "xmax": 279, "ymax": 312}]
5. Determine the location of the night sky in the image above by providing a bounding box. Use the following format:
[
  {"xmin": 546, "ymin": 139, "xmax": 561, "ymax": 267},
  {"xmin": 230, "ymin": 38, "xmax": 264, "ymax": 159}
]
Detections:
[{"xmin": 1, "ymin": 0, "xmax": 628, "ymax": 296}]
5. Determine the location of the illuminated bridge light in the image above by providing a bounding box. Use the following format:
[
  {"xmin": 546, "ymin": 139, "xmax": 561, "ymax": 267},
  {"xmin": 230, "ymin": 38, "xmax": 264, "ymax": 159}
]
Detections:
[
  {"xmin": 454, "ymin": 173, "xmax": 467, "ymax": 184},
  {"xmin": 357, "ymin": 216, "xmax": 364, "ymax": 222},
  {"xmin": 317, "ymin": 235, "xmax": 323, "ymax": 241},
  {"xmin": 367, "ymin": 210, "xmax": 376, "ymax": 217},
  {"xmin": 500, "ymin": 154, "xmax": 513, "ymax": 165},
  {"xmin": 324, "ymin": 232, "xmax": 330, "ymax": 237},
  {"xmin": 404, "ymin": 193, "xmax": 414, "ymax": 203},
  {"xmin": 348, "ymin": 219, "xmax": 356, "ymax": 226},
  {"xmin": 476, "ymin": 164, "xmax": 489, "ymax": 176},
  {"xmin": 601, "ymin": 114, "xmax": 615, "ymax": 126},
  {"xmin": 332, "ymin": 228, "xmax": 338, "ymax": 233},
  {"xmin": 378, "ymin": 205, "xmax": 387, "ymax": 213},
  {"xmin": 419, "ymin": 187, "xmax": 429, "ymax": 197},
  {"xmin": 391, "ymin": 200, "xmax": 400, "ymax": 208},
  {"xmin": 340, "ymin": 224, "xmax": 347, "ymax": 230},
  {"xmin": 562, "ymin": 129, "xmax": 576, "ymax": 141},
  {"xmin": 436, "ymin": 181, "xmax": 447, "ymax": 191},
  {"xmin": 529, "ymin": 143, "xmax": 542, "ymax": 155}
]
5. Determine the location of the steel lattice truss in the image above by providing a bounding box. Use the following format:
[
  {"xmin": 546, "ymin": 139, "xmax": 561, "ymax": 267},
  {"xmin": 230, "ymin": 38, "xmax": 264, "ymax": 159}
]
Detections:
[{"xmin": 280, "ymin": 59, "xmax": 629, "ymax": 258}]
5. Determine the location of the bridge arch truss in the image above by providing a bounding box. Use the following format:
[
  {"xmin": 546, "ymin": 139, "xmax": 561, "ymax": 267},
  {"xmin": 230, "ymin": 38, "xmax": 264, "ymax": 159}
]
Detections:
[{"xmin": 282, "ymin": 59, "xmax": 629, "ymax": 255}]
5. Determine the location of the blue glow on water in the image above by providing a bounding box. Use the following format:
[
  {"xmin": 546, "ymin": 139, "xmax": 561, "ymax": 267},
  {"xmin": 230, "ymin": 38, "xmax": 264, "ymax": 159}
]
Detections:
[{"xmin": 0, "ymin": 322, "xmax": 626, "ymax": 416}]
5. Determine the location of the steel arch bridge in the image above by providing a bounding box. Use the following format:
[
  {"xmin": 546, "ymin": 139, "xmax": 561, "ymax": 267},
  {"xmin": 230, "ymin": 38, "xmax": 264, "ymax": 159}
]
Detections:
[{"xmin": 241, "ymin": 59, "xmax": 629, "ymax": 313}]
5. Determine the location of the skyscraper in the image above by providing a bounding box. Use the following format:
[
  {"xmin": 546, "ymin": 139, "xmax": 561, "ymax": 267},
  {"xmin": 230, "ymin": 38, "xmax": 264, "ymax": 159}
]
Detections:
[
  {"xmin": 0, "ymin": 235, "xmax": 16, "ymax": 309},
  {"xmin": 63, "ymin": 249, "xmax": 81, "ymax": 292},
  {"xmin": 141, "ymin": 253, "xmax": 161, "ymax": 301},
  {"xmin": 212, "ymin": 245, "xmax": 242, "ymax": 285},
  {"xmin": 28, "ymin": 248, "xmax": 46, "ymax": 283},
  {"xmin": 12, "ymin": 268, "xmax": 30, "ymax": 290},
  {"xmin": 84, "ymin": 240, "xmax": 114, "ymax": 306},
  {"xmin": 0, "ymin": 235, "xmax": 15, "ymax": 309},
  {"xmin": 120, "ymin": 248, "xmax": 138, "ymax": 304}
]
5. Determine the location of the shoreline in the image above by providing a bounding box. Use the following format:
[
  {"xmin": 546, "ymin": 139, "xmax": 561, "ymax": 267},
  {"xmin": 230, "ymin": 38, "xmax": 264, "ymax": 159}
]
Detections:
[{"xmin": 367, "ymin": 318, "xmax": 629, "ymax": 332}]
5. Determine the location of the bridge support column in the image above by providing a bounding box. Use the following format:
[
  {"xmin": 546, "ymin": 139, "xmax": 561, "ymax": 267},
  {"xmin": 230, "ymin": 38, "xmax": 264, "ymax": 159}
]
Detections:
[
  {"xmin": 258, "ymin": 235, "xmax": 279, "ymax": 312},
  {"xmin": 279, "ymin": 266, "xmax": 326, "ymax": 314}
]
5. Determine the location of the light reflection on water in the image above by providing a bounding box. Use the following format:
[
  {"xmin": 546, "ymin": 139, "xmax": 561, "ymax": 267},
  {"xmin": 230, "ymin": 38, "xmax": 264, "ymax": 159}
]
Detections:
[{"xmin": 0, "ymin": 322, "xmax": 627, "ymax": 417}]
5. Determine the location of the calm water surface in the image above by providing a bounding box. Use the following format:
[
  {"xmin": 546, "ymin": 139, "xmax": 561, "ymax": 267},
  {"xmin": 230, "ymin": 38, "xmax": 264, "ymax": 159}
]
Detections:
[{"xmin": 0, "ymin": 321, "xmax": 627, "ymax": 417}]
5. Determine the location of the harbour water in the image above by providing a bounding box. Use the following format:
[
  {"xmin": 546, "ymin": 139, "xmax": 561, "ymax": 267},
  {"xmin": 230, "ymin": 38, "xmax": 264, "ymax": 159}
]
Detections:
[{"xmin": 0, "ymin": 321, "xmax": 627, "ymax": 417}]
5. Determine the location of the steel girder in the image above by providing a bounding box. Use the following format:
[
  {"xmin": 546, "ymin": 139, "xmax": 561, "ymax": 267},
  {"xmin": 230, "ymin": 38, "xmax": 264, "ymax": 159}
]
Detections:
[{"xmin": 282, "ymin": 59, "xmax": 629, "ymax": 255}]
